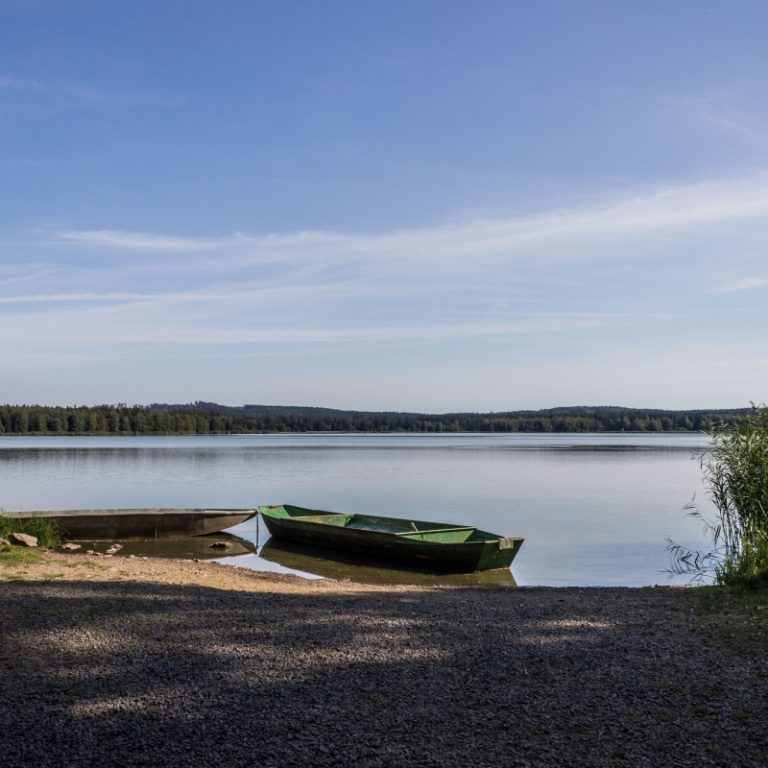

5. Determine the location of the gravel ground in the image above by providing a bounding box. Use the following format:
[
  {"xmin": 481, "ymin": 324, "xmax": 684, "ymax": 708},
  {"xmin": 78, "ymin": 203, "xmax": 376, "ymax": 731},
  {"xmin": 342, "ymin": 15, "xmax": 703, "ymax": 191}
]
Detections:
[{"xmin": 1, "ymin": 553, "xmax": 767, "ymax": 767}]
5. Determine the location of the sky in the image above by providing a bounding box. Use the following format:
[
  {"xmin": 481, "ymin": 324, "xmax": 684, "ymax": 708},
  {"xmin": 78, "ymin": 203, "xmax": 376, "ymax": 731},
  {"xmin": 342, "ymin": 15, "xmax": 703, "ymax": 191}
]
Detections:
[{"xmin": 1, "ymin": 0, "xmax": 767, "ymax": 412}]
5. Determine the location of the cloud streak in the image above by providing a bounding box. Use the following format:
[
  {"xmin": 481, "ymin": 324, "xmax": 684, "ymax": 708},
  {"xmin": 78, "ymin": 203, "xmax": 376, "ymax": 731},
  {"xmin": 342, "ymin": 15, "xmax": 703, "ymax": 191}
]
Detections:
[
  {"xmin": 57, "ymin": 174, "xmax": 768, "ymax": 269},
  {"xmin": 0, "ymin": 278, "xmax": 375, "ymax": 307},
  {"xmin": 0, "ymin": 292, "xmax": 156, "ymax": 304},
  {"xmin": 57, "ymin": 230, "xmax": 232, "ymax": 252},
  {"xmin": 0, "ymin": 310, "xmax": 619, "ymax": 347},
  {"xmin": 709, "ymin": 276, "xmax": 768, "ymax": 293},
  {"xmin": 0, "ymin": 74, "xmax": 175, "ymax": 108},
  {"xmin": 688, "ymin": 93, "xmax": 768, "ymax": 148}
]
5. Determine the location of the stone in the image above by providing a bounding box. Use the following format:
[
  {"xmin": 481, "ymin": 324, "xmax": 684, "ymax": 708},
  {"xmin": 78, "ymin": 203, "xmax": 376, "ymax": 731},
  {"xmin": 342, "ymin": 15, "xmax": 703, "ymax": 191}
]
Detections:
[
  {"xmin": 61, "ymin": 543, "xmax": 82, "ymax": 552},
  {"xmin": 9, "ymin": 532, "xmax": 38, "ymax": 547},
  {"xmin": 0, "ymin": 538, "xmax": 11, "ymax": 551}
]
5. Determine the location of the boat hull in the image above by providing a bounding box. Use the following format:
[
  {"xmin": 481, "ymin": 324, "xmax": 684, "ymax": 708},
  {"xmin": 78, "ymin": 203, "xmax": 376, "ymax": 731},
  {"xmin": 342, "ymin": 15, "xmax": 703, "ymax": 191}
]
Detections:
[
  {"xmin": 259, "ymin": 505, "xmax": 523, "ymax": 572},
  {"xmin": 259, "ymin": 539, "xmax": 517, "ymax": 585},
  {"xmin": 3, "ymin": 509, "xmax": 257, "ymax": 540}
]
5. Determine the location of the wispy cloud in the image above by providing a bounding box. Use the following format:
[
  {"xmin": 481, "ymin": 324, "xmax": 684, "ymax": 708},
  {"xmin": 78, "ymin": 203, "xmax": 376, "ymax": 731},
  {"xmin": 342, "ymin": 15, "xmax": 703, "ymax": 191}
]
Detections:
[
  {"xmin": 0, "ymin": 282, "xmax": 361, "ymax": 306},
  {"xmin": 57, "ymin": 174, "xmax": 768, "ymax": 268},
  {"xmin": 709, "ymin": 276, "xmax": 768, "ymax": 294},
  {"xmin": 688, "ymin": 93, "xmax": 768, "ymax": 148},
  {"xmin": 0, "ymin": 292, "xmax": 153, "ymax": 304},
  {"xmin": 0, "ymin": 75, "xmax": 47, "ymax": 92},
  {"xmin": 0, "ymin": 310, "xmax": 619, "ymax": 347},
  {"xmin": 0, "ymin": 74, "xmax": 175, "ymax": 108},
  {"xmin": 57, "ymin": 229, "xmax": 232, "ymax": 252},
  {"xmin": 0, "ymin": 265, "xmax": 55, "ymax": 289}
]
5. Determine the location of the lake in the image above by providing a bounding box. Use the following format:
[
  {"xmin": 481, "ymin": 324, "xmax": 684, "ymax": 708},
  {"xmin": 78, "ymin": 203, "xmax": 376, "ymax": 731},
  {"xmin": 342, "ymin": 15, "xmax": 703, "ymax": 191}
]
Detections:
[{"xmin": 0, "ymin": 433, "xmax": 714, "ymax": 586}]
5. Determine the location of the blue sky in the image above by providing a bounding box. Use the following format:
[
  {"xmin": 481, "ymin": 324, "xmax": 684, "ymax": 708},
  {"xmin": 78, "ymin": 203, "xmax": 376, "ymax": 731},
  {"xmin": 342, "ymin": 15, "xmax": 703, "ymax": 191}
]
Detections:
[{"xmin": 1, "ymin": 0, "xmax": 767, "ymax": 410}]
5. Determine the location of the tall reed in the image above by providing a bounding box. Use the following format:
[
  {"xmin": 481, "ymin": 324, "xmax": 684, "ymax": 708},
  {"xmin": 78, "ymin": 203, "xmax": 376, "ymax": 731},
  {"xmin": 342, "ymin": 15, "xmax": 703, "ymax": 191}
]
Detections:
[{"xmin": 669, "ymin": 404, "xmax": 768, "ymax": 588}]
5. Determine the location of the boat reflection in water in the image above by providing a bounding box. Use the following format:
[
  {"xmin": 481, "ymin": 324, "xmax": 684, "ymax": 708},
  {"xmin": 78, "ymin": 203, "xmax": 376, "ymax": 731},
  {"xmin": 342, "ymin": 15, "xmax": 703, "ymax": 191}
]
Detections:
[
  {"xmin": 256, "ymin": 538, "xmax": 517, "ymax": 586},
  {"xmin": 66, "ymin": 532, "xmax": 258, "ymax": 560},
  {"xmin": 63, "ymin": 531, "xmax": 516, "ymax": 585}
]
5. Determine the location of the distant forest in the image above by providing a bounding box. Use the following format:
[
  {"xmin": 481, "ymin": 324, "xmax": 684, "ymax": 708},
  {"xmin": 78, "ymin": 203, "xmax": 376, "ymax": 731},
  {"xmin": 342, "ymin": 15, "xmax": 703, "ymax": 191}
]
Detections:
[{"xmin": 0, "ymin": 402, "xmax": 751, "ymax": 435}]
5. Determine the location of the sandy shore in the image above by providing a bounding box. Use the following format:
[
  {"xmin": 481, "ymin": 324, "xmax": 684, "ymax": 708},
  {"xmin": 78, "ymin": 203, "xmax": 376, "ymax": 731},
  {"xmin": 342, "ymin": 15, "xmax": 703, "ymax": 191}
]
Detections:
[{"xmin": 2, "ymin": 552, "xmax": 767, "ymax": 767}]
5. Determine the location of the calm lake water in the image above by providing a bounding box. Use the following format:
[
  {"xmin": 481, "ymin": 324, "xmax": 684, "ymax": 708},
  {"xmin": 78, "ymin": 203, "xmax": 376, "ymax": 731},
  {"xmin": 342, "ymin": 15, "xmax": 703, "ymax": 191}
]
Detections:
[{"xmin": 0, "ymin": 433, "xmax": 714, "ymax": 586}]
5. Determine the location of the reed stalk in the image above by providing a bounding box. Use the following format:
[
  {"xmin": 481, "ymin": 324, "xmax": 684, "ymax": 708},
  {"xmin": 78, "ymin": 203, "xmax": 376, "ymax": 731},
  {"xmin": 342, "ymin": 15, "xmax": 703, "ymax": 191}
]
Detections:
[{"xmin": 669, "ymin": 404, "xmax": 768, "ymax": 588}]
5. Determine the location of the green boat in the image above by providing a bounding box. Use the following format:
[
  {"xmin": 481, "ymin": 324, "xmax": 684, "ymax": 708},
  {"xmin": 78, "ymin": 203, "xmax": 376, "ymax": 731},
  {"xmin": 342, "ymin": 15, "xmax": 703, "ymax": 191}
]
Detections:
[{"xmin": 258, "ymin": 504, "xmax": 523, "ymax": 572}]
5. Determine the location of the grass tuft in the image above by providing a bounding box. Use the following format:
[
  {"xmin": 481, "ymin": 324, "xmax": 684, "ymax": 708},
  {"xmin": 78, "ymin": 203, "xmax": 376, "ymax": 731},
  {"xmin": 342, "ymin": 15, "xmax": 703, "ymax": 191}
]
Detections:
[
  {"xmin": 0, "ymin": 514, "xmax": 64, "ymax": 549},
  {"xmin": 0, "ymin": 547, "xmax": 46, "ymax": 569}
]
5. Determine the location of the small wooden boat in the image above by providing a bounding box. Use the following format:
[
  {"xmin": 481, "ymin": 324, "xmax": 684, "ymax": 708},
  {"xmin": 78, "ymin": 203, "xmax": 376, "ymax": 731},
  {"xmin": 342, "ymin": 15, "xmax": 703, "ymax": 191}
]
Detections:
[
  {"xmin": 3, "ymin": 508, "xmax": 257, "ymax": 541},
  {"xmin": 259, "ymin": 504, "xmax": 523, "ymax": 572}
]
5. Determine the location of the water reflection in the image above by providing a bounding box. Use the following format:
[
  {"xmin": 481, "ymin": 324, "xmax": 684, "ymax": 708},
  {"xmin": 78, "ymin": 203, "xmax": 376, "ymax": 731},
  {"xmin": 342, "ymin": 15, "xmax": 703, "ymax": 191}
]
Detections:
[
  {"xmin": 59, "ymin": 529, "xmax": 516, "ymax": 585},
  {"xmin": 255, "ymin": 539, "xmax": 517, "ymax": 586},
  {"xmin": 63, "ymin": 532, "xmax": 257, "ymax": 560}
]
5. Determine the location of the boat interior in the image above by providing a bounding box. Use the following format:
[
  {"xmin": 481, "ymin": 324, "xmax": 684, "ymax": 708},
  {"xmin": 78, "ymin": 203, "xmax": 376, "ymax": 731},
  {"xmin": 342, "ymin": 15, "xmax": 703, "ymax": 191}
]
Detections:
[{"xmin": 268, "ymin": 506, "xmax": 490, "ymax": 543}]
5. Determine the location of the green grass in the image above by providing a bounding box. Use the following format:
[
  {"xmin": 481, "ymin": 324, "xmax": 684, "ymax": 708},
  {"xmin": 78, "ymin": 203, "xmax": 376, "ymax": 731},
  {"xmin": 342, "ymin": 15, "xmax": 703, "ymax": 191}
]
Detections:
[
  {"xmin": 0, "ymin": 548, "xmax": 108, "ymax": 578},
  {"xmin": 715, "ymin": 532, "xmax": 768, "ymax": 590},
  {"xmin": 0, "ymin": 547, "xmax": 46, "ymax": 569},
  {"xmin": 0, "ymin": 514, "xmax": 63, "ymax": 548}
]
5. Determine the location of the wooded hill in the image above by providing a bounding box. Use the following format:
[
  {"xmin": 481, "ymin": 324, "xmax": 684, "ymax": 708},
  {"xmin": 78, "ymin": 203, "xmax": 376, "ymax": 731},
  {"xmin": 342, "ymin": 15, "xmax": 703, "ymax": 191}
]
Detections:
[{"xmin": 0, "ymin": 402, "xmax": 750, "ymax": 435}]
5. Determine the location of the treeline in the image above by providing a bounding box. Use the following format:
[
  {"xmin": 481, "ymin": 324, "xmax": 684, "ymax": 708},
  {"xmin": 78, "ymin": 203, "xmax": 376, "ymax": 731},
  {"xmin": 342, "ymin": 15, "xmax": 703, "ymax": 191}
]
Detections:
[{"xmin": 0, "ymin": 402, "xmax": 751, "ymax": 435}]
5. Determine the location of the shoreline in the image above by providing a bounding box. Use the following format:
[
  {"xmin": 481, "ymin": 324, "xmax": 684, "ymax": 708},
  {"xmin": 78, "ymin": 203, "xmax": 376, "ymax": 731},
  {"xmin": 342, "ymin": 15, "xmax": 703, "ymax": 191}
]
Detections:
[
  {"xmin": 0, "ymin": 549, "xmax": 695, "ymax": 591},
  {"xmin": 0, "ymin": 429, "xmax": 710, "ymax": 437},
  {"xmin": 2, "ymin": 551, "xmax": 767, "ymax": 766}
]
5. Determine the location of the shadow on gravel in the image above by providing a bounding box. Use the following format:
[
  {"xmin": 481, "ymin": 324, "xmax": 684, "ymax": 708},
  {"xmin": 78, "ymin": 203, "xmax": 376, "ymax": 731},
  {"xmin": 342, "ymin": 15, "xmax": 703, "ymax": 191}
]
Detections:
[{"xmin": 1, "ymin": 580, "xmax": 766, "ymax": 768}]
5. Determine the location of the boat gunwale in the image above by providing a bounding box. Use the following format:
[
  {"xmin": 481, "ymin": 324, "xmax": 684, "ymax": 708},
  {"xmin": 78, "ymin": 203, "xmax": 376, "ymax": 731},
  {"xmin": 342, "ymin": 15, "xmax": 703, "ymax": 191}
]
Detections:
[
  {"xmin": 3, "ymin": 508, "xmax": 257, "ymax": 518},
  {"xmin": 259, "ymin": 505, "xmax": 523, "ymax": 548}
]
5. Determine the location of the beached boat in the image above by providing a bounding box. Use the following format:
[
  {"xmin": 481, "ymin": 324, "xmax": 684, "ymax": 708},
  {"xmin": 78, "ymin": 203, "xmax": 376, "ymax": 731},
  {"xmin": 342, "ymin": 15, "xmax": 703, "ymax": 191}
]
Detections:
[
  {"xmin": 258, "ymin": 504, "xmax": 523, "ymax": 572},
  {"xmin": 3, "ymin": 508, "xmax": 257, "ymax": 540}
]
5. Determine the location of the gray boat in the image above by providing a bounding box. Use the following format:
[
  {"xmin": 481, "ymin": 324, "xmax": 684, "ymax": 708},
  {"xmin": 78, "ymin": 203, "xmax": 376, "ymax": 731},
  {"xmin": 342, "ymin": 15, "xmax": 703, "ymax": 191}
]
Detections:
[{"xmin": 3, "ymin": 508, "xmax": 257, "ymax": 540}]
